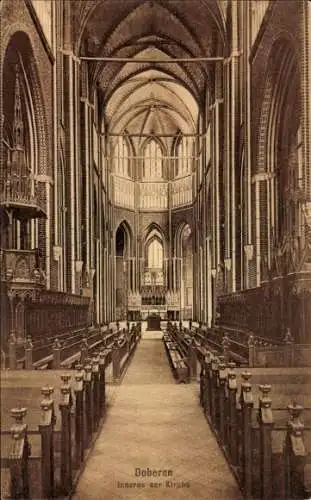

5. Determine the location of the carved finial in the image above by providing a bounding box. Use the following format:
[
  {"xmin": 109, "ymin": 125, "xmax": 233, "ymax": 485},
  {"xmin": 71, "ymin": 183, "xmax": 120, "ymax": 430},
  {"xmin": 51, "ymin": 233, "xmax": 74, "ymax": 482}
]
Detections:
[
  {"xmin": 11, "ymin": 406, "xmax": 27, "ymax": 424},
  {"xmin": 241, "ymin": 371, "xmax": 252, "ymax": 383},
  {"xmin": 53, "ymin": 338, "xmax": 61, "ymax": 349},
  {"xmin": 248, "ymin": 334, "xmax": 255, "ymax": 347},
  {"xmin": 222, "ymin": 334, "xmax": 230, "ymax": 347},
  {"xmin": 25, "ymin": 335, "xmax": 33, "ymax": 349},
  {"xmin": 288, "ymin": 401, "xmax": 304, "ymax": 421},
  {"xmin": 84, "ymin": 364, "xmax": 92, "ymax": 381},
  {"xmin": 287, "ymin": 402, "xmax": 305, "ymax": 445},
  {"xmin": 259, "ymin": 384, "xmax": 271, "ymax": 396},
  {"xmin": 284, "ymin": 327, "xmax": 293, "ymax": 344},
  {"xmin": 259, "ymin": 384, "xmax": 272, "ymax": 409},
  {"xmin": 60, "ymin": 374, "xmax": 71, "ymax": 385},
  {"xmin": 41, "ymin": 386, "xmax": 54, "ymax": 399}
]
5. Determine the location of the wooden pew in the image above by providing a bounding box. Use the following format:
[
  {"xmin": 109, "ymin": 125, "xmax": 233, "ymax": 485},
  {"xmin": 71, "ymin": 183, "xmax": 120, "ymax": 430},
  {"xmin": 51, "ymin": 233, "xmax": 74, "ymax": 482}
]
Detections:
[
  {"xmin": 163, "ymin": 333, "xmax": 189, "ymax": 383},
  {"xmin": 0, "ymin": 351, "xmax": 110, "ymax": 499},
  {"xmin": 0, "ymin": 325, "xmax": 142, "ymax": 497},
  {"xmin": 112, "ymin": 325, "xmax": 141, "ymax": 383},
  {"xmin": 198, "ymin": 353, "xmax": 311, "ymax": 499},
  {"xmin": 166, "ymin": 323, "xmax": 197, "ymax": 379}
]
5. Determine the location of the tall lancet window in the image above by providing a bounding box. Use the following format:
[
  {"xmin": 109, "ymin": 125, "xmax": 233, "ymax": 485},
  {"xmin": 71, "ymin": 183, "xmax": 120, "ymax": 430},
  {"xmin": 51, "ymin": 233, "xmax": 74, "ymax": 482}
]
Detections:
[
  {"xmin": 176, "ymin": 136, "xmax": 192, "ymax": 177},
  {"xmin": 143, "ymin": 140, "xmax": 162, "ymax": 179},
  {"xmin": 114, "ymin": 136, "xmax": 130, "ymax": 177},
  {"xmin": 148, "ymin": 238, "xmax": 163, "ymax": 269}
]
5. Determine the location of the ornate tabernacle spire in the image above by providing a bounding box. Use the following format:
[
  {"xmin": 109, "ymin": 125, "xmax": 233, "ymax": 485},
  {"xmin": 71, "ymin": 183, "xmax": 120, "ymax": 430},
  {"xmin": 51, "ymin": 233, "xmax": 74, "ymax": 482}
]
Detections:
[{"xmin": 13, "ymin": 64, "xmax": 24, "ymax": 151}]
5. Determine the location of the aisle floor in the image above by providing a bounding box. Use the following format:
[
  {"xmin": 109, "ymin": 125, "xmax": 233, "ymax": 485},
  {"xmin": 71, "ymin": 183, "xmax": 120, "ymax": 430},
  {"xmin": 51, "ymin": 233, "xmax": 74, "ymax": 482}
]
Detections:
[{"xmin": 72, "ymin": 339, "xmax": 243, "ymax": 500}]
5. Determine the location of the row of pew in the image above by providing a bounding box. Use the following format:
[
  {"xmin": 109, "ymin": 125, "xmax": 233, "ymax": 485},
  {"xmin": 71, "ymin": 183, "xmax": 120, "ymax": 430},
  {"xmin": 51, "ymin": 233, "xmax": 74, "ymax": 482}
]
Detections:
[
  {"xmin": 163, "ymin": 325, "xmax": 190, "ymax": 383},
  {"xmin": 0, "ymin": 323, "xmax": 142, "ymax": 499},
  {"xmin": 197, "ymin": 349, "xmax": 311, "ymax": 499},
  {"xmin": 163, "ymin": 322, "xmax": 311, "ymax": 498},
  {"xmin": 6, "ymin": 322, "xmax": 140, "ymax": 371}
]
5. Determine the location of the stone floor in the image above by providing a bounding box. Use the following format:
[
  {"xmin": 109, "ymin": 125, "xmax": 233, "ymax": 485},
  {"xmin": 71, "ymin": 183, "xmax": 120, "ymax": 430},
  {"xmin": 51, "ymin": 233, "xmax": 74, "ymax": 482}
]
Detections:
[
  {"xmin": 141, "ymin": 330, "xmax": 163, "ymax": 340},
  {"xmin": 72, "ymin": 339, "xmax": 243, "ymax": 500}
]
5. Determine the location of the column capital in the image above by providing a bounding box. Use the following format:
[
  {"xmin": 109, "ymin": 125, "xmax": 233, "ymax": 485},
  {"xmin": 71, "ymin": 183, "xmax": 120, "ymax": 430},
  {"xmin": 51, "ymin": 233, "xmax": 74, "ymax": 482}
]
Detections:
[
  {"xmin": 60, "ymin": 50, "xmax": 81, "ymax": 64},
  {"xmin": 251, "ymin": 172, "xmax": 275, "ymax": 183}
]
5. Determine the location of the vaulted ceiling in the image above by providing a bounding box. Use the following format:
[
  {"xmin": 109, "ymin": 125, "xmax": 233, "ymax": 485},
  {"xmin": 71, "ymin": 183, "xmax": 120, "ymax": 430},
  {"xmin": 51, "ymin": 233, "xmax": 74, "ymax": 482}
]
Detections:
[{"xmin": 75, "ymin": 0, "xmax": 227, "ymax": 143}]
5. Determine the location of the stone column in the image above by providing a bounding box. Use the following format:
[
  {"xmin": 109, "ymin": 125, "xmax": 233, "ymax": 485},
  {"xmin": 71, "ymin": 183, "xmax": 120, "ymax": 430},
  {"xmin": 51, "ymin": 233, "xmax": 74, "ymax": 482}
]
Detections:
[
  {"xmin": 301, "ymin": 1, "xmax": 311, "ymax": 201},
  {"xmin": 62, "ymin": 47, "xmax": 81, "ymax": 294},
  {"xmin": 252, "ymin": 172, "xmax": 273, "ymax": 287}
]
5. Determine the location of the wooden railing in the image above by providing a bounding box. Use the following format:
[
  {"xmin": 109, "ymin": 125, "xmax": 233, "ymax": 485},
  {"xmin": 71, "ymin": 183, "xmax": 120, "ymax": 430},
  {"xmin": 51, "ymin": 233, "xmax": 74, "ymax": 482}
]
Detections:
[
  {"xmin": 25, "ymin": 290, "xmax": 91, "ymax": 339},
  {"xmin": 216, "ymin": 281, "xmax": 311, "ymax": 344}
]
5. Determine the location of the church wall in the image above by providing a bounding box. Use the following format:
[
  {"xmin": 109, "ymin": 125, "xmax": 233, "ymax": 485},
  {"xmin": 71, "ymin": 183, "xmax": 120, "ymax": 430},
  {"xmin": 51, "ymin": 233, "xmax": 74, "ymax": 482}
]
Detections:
[
  {"xmin": 171, "ymin": 207, "xmax": 193, "ymax": 241},
  {"xmin": 250, "ymin": 0, "xmax": 301, "ymax": 175}
]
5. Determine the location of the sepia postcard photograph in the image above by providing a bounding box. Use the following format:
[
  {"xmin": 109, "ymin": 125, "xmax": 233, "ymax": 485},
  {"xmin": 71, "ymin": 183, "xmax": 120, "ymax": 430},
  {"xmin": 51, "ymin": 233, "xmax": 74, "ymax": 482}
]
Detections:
[{"xmin": 0, "ymin": 0, "xmax": 310, "ymax": 498}]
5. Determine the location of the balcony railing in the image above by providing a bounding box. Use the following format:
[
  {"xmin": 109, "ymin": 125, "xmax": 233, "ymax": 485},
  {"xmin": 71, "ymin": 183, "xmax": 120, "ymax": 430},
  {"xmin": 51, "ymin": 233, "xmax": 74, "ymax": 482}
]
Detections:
[{"xmin": 0, "ymin": 175, "xmax": 46, "ymax": 219}]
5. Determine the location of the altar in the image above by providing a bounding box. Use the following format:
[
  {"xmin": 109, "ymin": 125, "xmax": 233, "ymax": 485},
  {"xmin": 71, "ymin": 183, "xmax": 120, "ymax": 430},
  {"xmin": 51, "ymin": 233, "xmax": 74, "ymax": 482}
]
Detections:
[{"xmin": 147, "ymin": 314, "xmax": 161, "ymax": 331}]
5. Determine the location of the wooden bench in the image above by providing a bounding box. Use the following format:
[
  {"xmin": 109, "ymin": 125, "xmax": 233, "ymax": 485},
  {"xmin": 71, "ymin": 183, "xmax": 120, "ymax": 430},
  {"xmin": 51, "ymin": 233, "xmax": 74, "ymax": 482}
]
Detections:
[
  {"xmin": 163, "ymin": 335, "xmax": 189, "ymax": 383},
  {"xmin": 198, "ymin": 356, "xmax": 311, "ymax": 499},
  {"xmin": 0, "ymin": 363, "xmax": 108, "ymax": 499},
  {"xmin": 33, "ymin": 354, "xmax": 53, "ymax": 369},
  {"xmin": 112, "ymin": 326, "xmax": 141, "ymax": 383}
]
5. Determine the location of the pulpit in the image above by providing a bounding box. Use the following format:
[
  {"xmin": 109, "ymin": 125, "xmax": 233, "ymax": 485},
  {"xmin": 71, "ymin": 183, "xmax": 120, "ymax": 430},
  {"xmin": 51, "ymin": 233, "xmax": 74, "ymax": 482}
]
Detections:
[{"xmin": 147, "ymin": 314, "xmax": 161, "ymax": 331}]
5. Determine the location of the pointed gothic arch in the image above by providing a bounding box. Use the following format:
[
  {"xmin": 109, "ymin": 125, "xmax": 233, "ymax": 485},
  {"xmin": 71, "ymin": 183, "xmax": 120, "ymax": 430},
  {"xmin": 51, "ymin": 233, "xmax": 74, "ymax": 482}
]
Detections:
[
  {"xmin": 1, "ymin": 29, "xmax": 50, "ymax": 176},
  {"xmin": 115, "ymin": 219, "xmax": 133, "ymax": 257},
  {"xmin": 141, "ymin": 137, "xmax": 164, "ymax": 180},
  {"xmin": 255, "ymin": 36, "xmax": 301, "ymax": 283}
]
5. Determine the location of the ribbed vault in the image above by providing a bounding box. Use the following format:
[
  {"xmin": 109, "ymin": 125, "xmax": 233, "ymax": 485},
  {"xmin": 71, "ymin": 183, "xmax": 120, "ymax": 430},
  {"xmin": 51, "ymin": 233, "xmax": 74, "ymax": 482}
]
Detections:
[{"xmin": 77, "ymin": 0, "xmax": 227, "ymax": 139}]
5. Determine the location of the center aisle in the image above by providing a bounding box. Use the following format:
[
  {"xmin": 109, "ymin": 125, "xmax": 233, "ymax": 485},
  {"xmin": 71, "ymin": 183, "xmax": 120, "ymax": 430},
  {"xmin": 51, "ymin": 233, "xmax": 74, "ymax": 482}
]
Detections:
[{"xmin": 72, "ymin": 339, "xmax": 243, "ymax": 500}]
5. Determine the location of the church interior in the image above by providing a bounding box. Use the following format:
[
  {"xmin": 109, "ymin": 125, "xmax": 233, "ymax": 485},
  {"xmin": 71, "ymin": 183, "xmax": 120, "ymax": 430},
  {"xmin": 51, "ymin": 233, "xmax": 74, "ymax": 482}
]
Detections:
[{"xmin": 0, "ymin": 1, "xmax": 311, "ymax": 499}]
